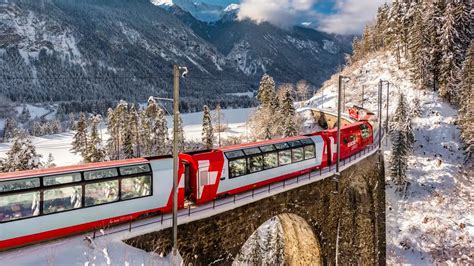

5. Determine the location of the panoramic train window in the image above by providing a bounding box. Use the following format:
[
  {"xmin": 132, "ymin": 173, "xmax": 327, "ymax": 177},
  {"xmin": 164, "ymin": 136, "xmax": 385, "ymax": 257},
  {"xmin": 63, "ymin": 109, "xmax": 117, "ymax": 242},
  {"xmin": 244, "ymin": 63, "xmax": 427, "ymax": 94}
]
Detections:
[
  {"xmin": 84, "ymin": 168, "xmax": 118, "ymax": 181},
  {"xmin": 274, "ymin": 142, "xmax": 290, "ymax": 150},
  {"xmin": 225, "ymin": 150, "xmax": 245, "ymax": 159},
  {"xmin": 43, "ymin": 173, "xmax": 82, "ymax": 186},
  {"xmin": 121, "ymin": 175, "xmax": 152, "ymax": 200},
  {"xmin": 304, "ymin": 145, "xmax": 316, "ymax": 159},
  {"xmin": 260, "ymin": 144, "xmax": 276, "ymax": 153},
  {"xmin": 119, "ymin": 164, "xmax": 151, "ymax": 176},
  {"xmin": 85, "ymin": 180, "xmax": 119, "ymax": 206},
  {"xmin": 278, "ymin": 150, "xmax": 291, "ymax": 166},
  {"xmin": 292, "ymin": 147, "xmax": 304, "ymax": 163},
  {"xmin": 263, "ymin": 152, "xmax": 278, "ymax": 169},
  {"xmin": 248, "ymin": 155, "xmax": 263, "ymax": 173},
  {"xmin": 243, "ymin": 147, "xmax": 261, "ymax": 156},
  {"xmin": 229, "ymin": 158, "xmax": 247, "ymax": 178},
  {"xmin": 43, "ymin": 186, "xmax": 82, "ymax": 214},
  {"xmin": 300, "ymin": 138, "xmax": 314, "ymax": 145},
  {"xmin": 288, "ymin": 140, "xmax": 303, "ymax": 148},
  {"xmin": 0, "ymin": 191, "xmax": 40, "ymax": 222},
  {"xmin": 0, "ymin": 178, "xmax": 40, "ymax": 193}
]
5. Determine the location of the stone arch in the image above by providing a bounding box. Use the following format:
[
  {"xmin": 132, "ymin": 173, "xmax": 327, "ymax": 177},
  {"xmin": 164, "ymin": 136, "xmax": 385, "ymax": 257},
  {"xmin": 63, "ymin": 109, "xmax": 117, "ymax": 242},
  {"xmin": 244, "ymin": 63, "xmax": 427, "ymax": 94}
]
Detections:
[{"xmin": 234, "ymin": 213, "xmax": 323, "ymax": 265}]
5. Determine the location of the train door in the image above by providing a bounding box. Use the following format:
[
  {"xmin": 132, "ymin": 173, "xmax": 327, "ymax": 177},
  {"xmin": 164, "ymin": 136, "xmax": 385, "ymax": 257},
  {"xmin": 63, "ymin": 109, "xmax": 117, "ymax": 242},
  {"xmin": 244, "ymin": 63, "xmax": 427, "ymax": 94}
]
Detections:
[
  {"xmin": 183, "ymin": 162, "xmax": 192, "ymax": 199},
  {"xmin": 197, "ymin": 161, "xmax": 210, "ymax": 203}
]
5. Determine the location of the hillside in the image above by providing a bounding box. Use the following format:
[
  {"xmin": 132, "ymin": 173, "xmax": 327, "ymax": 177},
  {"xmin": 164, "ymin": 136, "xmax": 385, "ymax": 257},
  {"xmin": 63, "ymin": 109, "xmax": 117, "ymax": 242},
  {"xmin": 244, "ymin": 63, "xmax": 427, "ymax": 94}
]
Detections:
[
  {"xmin": 306, "ymin": 52, "xmax": 473, "ymax": 264},
  {"xmin": 0, "ymin": 0, "xmax": 351, "ymax": 111}
]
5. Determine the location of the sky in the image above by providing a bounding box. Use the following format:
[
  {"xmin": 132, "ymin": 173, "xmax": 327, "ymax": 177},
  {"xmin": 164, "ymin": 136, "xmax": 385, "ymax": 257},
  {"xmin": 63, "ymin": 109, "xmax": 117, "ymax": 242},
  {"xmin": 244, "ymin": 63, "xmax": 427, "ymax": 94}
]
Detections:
[{"xmin": 193, "ymin": 0, "xmax": 386, "ymax": 34}]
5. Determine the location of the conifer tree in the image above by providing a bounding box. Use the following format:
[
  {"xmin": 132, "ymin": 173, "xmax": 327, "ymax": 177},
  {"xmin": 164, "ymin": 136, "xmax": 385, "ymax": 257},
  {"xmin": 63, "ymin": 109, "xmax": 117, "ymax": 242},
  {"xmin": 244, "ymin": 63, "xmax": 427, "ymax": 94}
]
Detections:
[
  {"xmin": 250, "ymin": 74, "xmax": 278, "ymax": 140},
  {"xmin": 257, "ymin": 74, "xmax": 277, "ymax": 109},
  {"xmin": 3, "ymin": 117, "xmax": 17, "ymax": 142},
  {"xmin": 84, "ymin": 115, "xmax": 105, "ymax": 163},
  {"xmin": 390, "ymin": 93, "xmax": 414, "ymax": 192},
  {"xmin": 296, "ymin": 80, "xmax": 309, "ymax": 102},
  {"xmin": 129, "ymin": 104, "xmax": 141, "ymax": 157},
  {"xmin": 458, "ymin": 41, "xmax": 474, "ymax": 160},
  {"xmin": 44, "ymin": 153, "xmax": 56, "ymax": 168},
  {"xmin": 154, "ymin": 108, "xmax": 169, "ymax": 155},
  {"xmin": 68, "ymin": 113, "xmax": 76, "ymax": 130},
  {"xmin": 280, "ymin": 89, "xmax": 298, "ymax": 137},
  {"xmin": 4, "ymin": 130, "xmax": 42, "ymax": 172},
  {"xmin": 71, "ymin": 112, "xmax": 87, "ymax": 156},
  {"xmin": 409, "ymin": 1, "xmax": 431, "ymax": 88},
  {"xmin": 202, "ymin": 105, "xmax": 214, "ymax": 149},
  {"xmin": 18, "ymin": 105, "xmax": 31, "ymax": 123},
  {"xmin": 122, "ymin": 111, "xmax": 135, "ymax": 159}
]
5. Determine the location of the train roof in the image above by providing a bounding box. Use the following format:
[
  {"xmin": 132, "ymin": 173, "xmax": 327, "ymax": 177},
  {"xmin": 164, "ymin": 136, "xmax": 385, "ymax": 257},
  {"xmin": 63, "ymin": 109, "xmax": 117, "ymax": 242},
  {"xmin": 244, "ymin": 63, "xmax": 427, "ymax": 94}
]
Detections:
[{"xmin": 0, "ymin": 158, "xmax": 149, "ymax": 180}]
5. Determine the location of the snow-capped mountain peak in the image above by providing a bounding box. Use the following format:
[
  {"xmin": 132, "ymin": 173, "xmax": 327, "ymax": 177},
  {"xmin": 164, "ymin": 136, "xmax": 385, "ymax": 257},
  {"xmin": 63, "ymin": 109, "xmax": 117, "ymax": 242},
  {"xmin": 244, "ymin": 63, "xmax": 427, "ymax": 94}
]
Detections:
[
  {"xmin": 151, "ymin": 0, "xmax": 174, "ymax": 7},
  {"xmin": 151, "ymin": 0, "xmax": 226, "ymax": 22},
  {"xmin": 223, "ymin": 3, "xmax": 240, "ymax": 13}
]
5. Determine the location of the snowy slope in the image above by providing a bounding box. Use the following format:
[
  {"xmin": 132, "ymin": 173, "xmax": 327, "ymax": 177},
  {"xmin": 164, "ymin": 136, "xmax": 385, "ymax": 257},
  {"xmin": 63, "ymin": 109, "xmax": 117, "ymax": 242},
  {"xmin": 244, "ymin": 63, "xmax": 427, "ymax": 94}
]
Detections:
[{"xmin": 305, "ymin": 52, "xmax": 473, "ymax": 264}]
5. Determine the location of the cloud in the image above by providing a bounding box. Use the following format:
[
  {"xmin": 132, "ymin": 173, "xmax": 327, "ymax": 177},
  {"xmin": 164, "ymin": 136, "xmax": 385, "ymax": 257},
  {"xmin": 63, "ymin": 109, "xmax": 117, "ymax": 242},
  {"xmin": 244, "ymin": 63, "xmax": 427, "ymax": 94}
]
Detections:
[
  {"xmin": 237, "ymin": 0, "xmax": 318, "ymax": 28},
  {"xmin": 317, "ymin": 0, "xmax": 385, "ymax": 35},
  {"xmin": 237, "ymin": 0, "xmax": 384, "ymax": 35}
]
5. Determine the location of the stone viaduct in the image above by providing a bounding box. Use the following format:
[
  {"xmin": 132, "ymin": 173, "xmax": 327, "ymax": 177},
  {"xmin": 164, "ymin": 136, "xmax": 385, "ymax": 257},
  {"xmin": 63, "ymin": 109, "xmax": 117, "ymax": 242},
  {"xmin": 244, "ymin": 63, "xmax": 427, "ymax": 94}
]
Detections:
[{"xmin": 126, "ymin": 153, "xmax": 386, "ymax": 265}]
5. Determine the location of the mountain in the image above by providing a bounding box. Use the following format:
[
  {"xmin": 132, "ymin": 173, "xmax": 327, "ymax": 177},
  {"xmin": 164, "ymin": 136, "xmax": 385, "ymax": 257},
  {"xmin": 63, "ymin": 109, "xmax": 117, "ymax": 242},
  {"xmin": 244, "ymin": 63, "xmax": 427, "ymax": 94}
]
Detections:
[
  {"xmin": 0, "ymin": 0, "xmax": 352, "ymax": 113},
  {"xmin": 151, "ymin": 0, "xmax": 227, "ymax": 22}
]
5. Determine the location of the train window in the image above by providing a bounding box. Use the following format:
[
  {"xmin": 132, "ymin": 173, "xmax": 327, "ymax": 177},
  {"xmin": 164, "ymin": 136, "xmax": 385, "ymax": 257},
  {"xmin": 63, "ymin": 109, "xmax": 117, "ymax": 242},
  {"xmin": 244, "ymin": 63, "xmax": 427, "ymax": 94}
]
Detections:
[
  {"xmin": 84, "ymin": 168, "xmax": 118, "ymax": 181},
  {"xmin": 43, "ymin": 173, "xmax": 82, "ymax": 186},
  {"xmin": 119, "ymin": 164, "xmax": 151, "ymax": 176},
  {"xmin": 263, "ymin": 152, "xmax": 278, "ymax": 169},
  {"xmin": 248, "ymin": 155, "xmax": 263, "ymax": 173},
  {"xmin": 43, "ymin": 186, "xmax": 82, "ymax": 214},
  {"xmin": 85, "ymin": 180, "xmax": 119, "ymax": 207},
  {"xmin": 225, "ymin": 150, "xmax": 245, "ymax": 159},
  {"xmin": 292, "ymin": 147, "xmax": 304, "ymax": 163},
  {"xmin": 274, "ymin": 142, "xmax": 290, "ymax": 150},
  {"xmin": 0, "ymin": 191, "xmax": 40, "ymax": 222},
  {"xmin": 278, "ymin": 150, "xmax": 291, "ymax": 166},
  {"xmin": 300, "ymin": 138, "xmax": 314, "ymax": 145},
  {"xmin": 243, "ymin": 147, "xmax": 261, "ymax": 156},
  {"xmin": 229, "ymin": 158, "xmax": 247, "ymax": 178},
  {"xmin": 288, "ymin": 140, "xmax": 303, "ymax": 148},
  {"xmin": 304, "ymin": 145, "xmax": 316, "ymax": 159},
  {"xmin": 260, "ymin": 144, "xmax": 276, "ymax": 153},
  {"xmin": 121, "ymin": 175, "xmax": 152, "ymax": 200},
  {"xmin": 0, "ymin": 178, "xmax": 40, "ymax": 193}
]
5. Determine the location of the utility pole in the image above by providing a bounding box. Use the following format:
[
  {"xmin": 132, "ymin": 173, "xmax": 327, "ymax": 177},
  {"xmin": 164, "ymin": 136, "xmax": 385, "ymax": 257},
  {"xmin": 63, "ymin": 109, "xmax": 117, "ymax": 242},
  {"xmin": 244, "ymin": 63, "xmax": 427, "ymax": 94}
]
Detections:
[
  {"xmin": 378, "ymin": 80, "xmax": 383, "ymax": 150},
  {"xmin": 385, "ymin": 82, "xmax": 390, "ymax": 146},
  {"xmin": 172, "ymin": 64, "xmax": 180, "ymax": 256},
  {"xmin": 336, "ymin": 75, "xmax": 350, "ymax": 176},
  {"xmin": 171, "ymin": 64, "xmax": 187, "ymax": 256}
]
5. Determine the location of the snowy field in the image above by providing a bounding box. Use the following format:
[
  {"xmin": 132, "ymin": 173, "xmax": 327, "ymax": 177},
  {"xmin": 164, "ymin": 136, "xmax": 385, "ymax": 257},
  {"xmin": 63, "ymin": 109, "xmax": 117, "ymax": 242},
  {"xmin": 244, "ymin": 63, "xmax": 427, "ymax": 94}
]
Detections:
[
  {"xmin": 308, "ymin": 52, "xmax": 473, "ymax": 264},
  {"xmin": 0, "ymin": 108, "xmax": 255, "ymax": 166}
]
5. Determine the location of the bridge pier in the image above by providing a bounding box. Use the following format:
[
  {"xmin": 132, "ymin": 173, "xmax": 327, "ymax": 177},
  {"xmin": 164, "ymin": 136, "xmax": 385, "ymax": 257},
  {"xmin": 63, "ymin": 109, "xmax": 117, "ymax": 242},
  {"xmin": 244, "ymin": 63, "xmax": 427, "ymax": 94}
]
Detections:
[{"xmin": 125, "ymin": 153, "xmax": 386, "ymax": 265}]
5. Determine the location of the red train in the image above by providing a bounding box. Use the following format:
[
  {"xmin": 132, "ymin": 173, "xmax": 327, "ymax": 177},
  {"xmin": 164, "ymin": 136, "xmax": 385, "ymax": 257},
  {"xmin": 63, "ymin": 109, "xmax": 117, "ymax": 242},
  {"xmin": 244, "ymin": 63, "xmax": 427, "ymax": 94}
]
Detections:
[{"xmin": 0, "ymin": 121, "xmax": 373, "ymax": 250}]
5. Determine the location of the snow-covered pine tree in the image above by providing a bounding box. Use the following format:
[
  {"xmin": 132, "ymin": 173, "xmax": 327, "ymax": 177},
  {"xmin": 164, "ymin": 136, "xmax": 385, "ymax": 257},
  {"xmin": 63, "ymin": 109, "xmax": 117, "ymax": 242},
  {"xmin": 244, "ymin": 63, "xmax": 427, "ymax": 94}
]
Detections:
[
  {"xmin": 122, "ymin": 111, "xmax": 135, "ymax": 159},
  {"xmin": 280, "ymin": 89, "xmax": 298, "ymax": 137},
  {"xmin": 141, "ymin": 97, "xmax": 160, "ymax": 156},
  {"xmin": 296, "ymin": 80, "xmax": 309, "ymax": 102},
  {"xmin": 68, "ymin": 113, "xmax": 76, "ymax": 130},
  {"xmin": 129, "ymin": 104, "xmax": 141, "ymax": 157},
  {"xmin": 70, "ymin": 112, "xmax": 87, "ymax": 156},
  {"xmin": 427, "ymin": 0, "xmax": 445, "ymax": 91},
  {"xmin": 84, "ymin": 115, "xmax": 105, "ymax": 163},
  {"xmin": 439, "ymin": 2, "xmax": 461, "ymax": 104},
  {"xmin": 44, "ymin": 153, "xmax": 56, "ymax": 168},
  {"xmin": 18, "ymin": 105, "xmax": 31, "ymax": 123},
  {"xmin": 4, "ymin": 130, "xmax": 43, "ymax": 172},
  {"xmin": 412, "ymin": 97, "xmax": 422, "ymax": 117},
  {"xmin": 390, "ymin": 93, "xmax": 413, "ymax": 192},
  {"xmin": 31, "ymin": 121, "xmax": 43, "ymax": 137},
  {"xmin": 409, "ymin": 1, "xmax": 431, "ymax": 88},
  {"xmin": 154, "ymin": 108, "xmax": 169, "ymax": 156},
  {"xmin": 50, "ymin": 119, "xmax": 62, "ymax": 134},
  {"xmin": 374, "ymin": 2, "xmax": 390, "ymax": 50},
  {"xmin": 202, "ymin": 105, "xmax": 214, "ymax": 149},
  {"xmin": 458, "ymin": 41, "xmax": 474, "ymax": 160},
  {"xmin": 257, "ymin": 74, "xmax": 277, "ymax": 109},
  {"xmin": 386, "ymin": 0, "xmax": 403, "ymax": 65},
  {"xmin": 2, "ymin": 117, "xmax": 17, "ymax": 142}
]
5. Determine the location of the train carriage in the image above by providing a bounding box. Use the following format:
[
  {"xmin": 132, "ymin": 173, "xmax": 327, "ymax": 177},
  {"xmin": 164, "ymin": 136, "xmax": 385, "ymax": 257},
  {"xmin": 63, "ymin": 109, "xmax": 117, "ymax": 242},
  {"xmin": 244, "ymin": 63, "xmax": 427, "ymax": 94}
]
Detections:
[
  {"xmin": 0, "ymin": 157, "xmax": 185, "ymax": 250},
  {"xmin": 181, "ymin": 134, "xmax": 327, "ymax": 204}
]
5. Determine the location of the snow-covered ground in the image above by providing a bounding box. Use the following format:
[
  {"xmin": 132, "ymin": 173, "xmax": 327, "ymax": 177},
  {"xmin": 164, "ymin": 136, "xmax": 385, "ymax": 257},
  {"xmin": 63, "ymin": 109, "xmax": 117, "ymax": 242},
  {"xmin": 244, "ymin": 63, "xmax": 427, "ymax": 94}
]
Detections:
[
  {"xmin": 0, "ymin": 108, "xmax": 255, "ymax": 166},
  {"xmin": 307, "ymin": 52, "xmax": 473, "ymax": 264}
]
